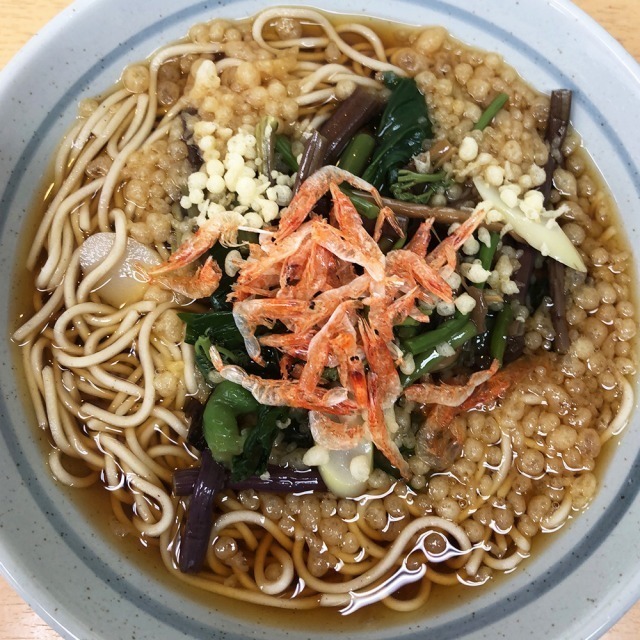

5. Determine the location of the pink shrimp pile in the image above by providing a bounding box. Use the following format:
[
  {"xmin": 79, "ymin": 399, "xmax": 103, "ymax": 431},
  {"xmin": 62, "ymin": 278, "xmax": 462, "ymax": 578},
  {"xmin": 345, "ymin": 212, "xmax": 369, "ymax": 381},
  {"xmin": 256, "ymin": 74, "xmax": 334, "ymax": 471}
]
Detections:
[
  {"xmin": 203, "ymin": 167, "xmax": 488, "ymax": 477},
  {"xmin": 148, "ymin": 166, "xmax": 494, "ymax": 475}
]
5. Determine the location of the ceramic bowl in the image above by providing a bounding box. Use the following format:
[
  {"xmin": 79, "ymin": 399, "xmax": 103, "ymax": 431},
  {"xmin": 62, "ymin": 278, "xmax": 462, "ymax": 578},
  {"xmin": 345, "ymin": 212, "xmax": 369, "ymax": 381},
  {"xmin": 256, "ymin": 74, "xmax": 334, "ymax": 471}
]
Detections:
[{"xmin": 1, "ymin": 1, "xmax": 639, "ymax": 638}]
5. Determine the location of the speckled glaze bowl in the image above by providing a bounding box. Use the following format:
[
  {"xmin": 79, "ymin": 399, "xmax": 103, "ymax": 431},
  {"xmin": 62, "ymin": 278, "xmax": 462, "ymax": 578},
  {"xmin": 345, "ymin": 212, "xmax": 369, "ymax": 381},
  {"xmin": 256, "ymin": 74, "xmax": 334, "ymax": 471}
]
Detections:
[{"xmin": 1, "ymin": 0, "xmax": 639, "ymax": 638}]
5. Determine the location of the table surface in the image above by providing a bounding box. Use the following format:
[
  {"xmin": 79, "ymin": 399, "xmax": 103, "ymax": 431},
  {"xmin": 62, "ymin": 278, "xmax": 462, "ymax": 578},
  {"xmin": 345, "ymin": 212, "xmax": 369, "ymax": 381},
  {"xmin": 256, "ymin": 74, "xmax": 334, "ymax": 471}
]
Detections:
[{"xmin": 0, "ymin": 0, "xmax": 639, "ymax": 638}]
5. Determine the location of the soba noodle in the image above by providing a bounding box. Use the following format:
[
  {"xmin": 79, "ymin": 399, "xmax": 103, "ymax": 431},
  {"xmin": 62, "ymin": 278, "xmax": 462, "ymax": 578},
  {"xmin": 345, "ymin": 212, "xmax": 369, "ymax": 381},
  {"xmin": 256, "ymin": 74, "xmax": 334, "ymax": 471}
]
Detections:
[{"xmin": 13, "ymin": 7, "xmax": 636, "ymax": 614}]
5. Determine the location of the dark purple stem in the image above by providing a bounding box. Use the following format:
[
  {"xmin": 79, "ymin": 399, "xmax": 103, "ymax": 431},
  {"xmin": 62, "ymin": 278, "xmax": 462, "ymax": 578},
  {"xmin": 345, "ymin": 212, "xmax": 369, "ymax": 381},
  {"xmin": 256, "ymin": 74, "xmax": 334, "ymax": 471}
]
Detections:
[
  {"xmin": 542, "ymin": 89, "xmax": 573, "ymax": 354},
  {"xmin": 513, "ymin": 244, "xmax": 536, "ymax": 306},
  {"xmin": 319, "ymin": 86, "xmax": 385, "ymax": 164},
  {"xmin": 173, "ymin": 468, "xmax": 200, "ymax": 496},
  {"xmin": 230, "ymin": 465, "xmax": 327, "ymax": 493},
  {"xmin": 173, "ymin": 464, "xmax": 327, "ymax": 497},
  {"xmin": 540, "ymin": 90, "xmax": 572, "ymax": 204},
  {"xmin": 292, "ymin": 131, "xmax": 329, "ymax": 194},
  {"xmin": 548, "ymin": 259, "xmax": 571, "ymax": 354},
  {"xmin": 466, "ymin": 286, "xmax": 488, "ymax": 334},
  {"xmin": 177, "ymin": 449, "xmax": 226, "ymax": 574}
]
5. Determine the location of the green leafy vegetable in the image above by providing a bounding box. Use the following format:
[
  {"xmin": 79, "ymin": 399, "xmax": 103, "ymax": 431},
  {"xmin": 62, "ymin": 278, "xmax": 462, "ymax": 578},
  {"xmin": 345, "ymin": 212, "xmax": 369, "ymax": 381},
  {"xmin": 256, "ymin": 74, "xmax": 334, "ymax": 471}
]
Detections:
[
  {"xmin": 193, "ymin": 335, "xmax": 217, "ymax": 383},
  {"xmin": 362, "ymin": 73, "xmax": 433, "ymax": 193},
  {"xmin": 389, "ymin": 169, "xmax": 448, "ymax": 203},
  {"xmin": 275, "ymin": 135, "xmax": 299, "ymax": 172},
  {"xmin": 202, "ymin": 380, "xmax": 259, "ymax": 464},
  {"xmin": 200, "ymin": 242, "xmax": 234, "ymax": 311},
  {"xmin": 461, "ymin": 313, "xmax": 496, "ymax": 371},
  {"xmin": 395, "ymin": 325, "xmax": 419, "ymax": 340},
  {"xmin": 231, "ymin": 406, "xmax": 289, "ymax": 480},
  {"xmin": 399, "ymin": 316, "xmax": 421, "ymax": 327},
  {"xmin": 180, "ymin": 310, "xmax": 281, "ymax": 378},
  {"xmin": 180, "ymin": 310, "xmax": 244, "ymax": 349},
  {"xmin": 477, "ymin": 231, "xmax": 500, "ymax": 285},
  {"xmin": 320, "ymin": 367, "xmax": 338, "ymax": 382}
]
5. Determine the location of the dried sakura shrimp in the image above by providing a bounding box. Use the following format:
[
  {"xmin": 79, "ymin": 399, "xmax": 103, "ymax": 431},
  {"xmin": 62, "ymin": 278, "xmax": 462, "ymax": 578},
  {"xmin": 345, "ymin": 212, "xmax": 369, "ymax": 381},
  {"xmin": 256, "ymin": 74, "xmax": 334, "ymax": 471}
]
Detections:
[
  {"xmin": 143, "ymin": 211, "xmax": 247, "ymax": 298},
  {"xmin": 416, "ymin": 358, "xmax": 535, "ymax": 471},
  {"xmin": 211, "ymin": 167, "xmax": 488, "ymax": 477}
]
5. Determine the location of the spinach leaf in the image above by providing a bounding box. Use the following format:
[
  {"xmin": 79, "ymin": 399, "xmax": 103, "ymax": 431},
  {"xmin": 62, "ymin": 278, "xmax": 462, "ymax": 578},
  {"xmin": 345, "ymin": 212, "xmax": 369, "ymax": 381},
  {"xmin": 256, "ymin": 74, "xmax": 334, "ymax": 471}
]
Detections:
[
  {"xmin": 207, "ymin": 243, "xmax": 235, "ymax": 312},
  {"xmin": 193, "ymin": 335, "xmax": 217, "ymax": 383},
  {"xmin": 275, "ymin": 135, "xmax": 299, "ymax": 173},
  {"xmin": 362, "ymin": 73, "xmax": 433, "ymax": 194},
  {"xmin": 231, "ymin": 406, "xmax": 289, "ymax": 480},
  {"xmin": 180, "ymin": 310, "xmax": 281, "ymax": 379},
  {"xmin": 179, "ymin": 310, "xmax": 244, "ymax": 348}
]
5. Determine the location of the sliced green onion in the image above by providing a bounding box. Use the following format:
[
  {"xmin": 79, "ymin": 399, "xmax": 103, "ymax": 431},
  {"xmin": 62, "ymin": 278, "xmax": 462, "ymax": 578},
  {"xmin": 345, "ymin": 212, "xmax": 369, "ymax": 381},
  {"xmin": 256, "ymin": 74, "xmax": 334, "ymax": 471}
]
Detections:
[
  {"xmin": 403, "ymin": 314, "xmax": 469, "ymax": 356},
  {"xmin": 338, "ymin": 133, "xmax": 375, "ymax": 177},
  {"xmin": 341, "ymin": 186, "xmax": 379, "ymax": 219},
  {"xmin": 490, "ymin": 303, "xmax": 514, "ymax": 364},
  {"xmin": 399, "ymin": 317, "xmax": 421, "ymax": 327},
  {"xmin": 477, "ymin": 230, "xmax": 500, "ymax": 290},
  {"xmin": 401, "ymin": 320, "xmax": 477, "ymax": 387},
  {"xmin": 473, "ymin": 92, "xmax": 509, "ymax": 131}
]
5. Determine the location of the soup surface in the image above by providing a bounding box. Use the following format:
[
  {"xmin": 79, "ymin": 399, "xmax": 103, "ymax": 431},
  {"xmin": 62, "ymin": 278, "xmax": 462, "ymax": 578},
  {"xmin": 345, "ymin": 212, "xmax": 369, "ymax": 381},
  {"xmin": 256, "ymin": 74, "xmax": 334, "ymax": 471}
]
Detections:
[{"xmin": 13, "ymin": 6, "xmax": 636, "ymax": 618}]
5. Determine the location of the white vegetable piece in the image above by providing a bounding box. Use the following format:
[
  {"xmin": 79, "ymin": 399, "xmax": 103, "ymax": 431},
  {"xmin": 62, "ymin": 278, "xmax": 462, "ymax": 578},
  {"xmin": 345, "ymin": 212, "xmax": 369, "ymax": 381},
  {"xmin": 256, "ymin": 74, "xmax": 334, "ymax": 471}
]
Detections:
[
  {"xmin": 459, "ymin": 136, "xmax": 479, "ymax": 162},
  {"xmin": 473, "ymin": 176, "xmax": 586, "ymax": 272},
  {"xmin": 455, "ymin": 292, "xmax": 477, "ymax": 315},
  {"xmin": 79, "ymin": 232, "xmax": 161, "ymax": 307},
  {"xmin": 318, "ymin": 440, "xmax": 373, "ymax": 498},
  {"xmin": 302, "ymin": 445, "xmax": 330, "ymax": 467}
]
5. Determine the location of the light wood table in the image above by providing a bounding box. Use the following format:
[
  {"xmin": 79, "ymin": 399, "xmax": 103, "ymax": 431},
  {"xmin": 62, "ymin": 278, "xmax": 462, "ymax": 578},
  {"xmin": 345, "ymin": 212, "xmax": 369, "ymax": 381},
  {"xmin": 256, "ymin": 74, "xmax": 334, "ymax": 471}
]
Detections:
[{"xmin": 0, "ymin": 0, "xmax": 639, "ymax": 638}]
